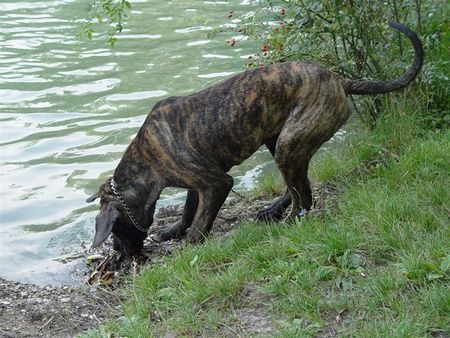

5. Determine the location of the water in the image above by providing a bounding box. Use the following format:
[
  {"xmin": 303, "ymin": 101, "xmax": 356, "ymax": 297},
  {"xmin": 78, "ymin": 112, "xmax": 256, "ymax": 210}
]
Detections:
[{"xmin": 0, "ymin": 0, "xmax": 276, "ymax": 285}]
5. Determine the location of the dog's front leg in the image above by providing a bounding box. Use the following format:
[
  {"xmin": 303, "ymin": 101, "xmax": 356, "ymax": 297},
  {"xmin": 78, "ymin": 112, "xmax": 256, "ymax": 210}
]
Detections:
[
  {"xmin": 155, "ymin": 189, "xmax": 199, "ymax": 242},
  {"xmin": 186, "ymin": 175, "xmax": 233, "ymax": 243}
]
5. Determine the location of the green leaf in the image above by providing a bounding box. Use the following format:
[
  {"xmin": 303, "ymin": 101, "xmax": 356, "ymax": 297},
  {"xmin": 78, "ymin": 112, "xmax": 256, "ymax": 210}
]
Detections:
[
  {"xmin": 427, "ymin": 273, "xmax": 444, "ymax": 281},
  {"xmin": 157, "ymin": 287, "xmax": 175, "ymax": 299},
  {"xmin": 108, "ymin": 37, "xmax": 117, "ymax": 48},
  {"xmin": 348, "ymin": 253, "xmax": 363, "ymax": 269},
  {"xmin": 335, "ymin": 277, "xmax": 353, "ymax": 291},
  {"xmin": 440, "ymin": 255, "xmax": 450, "ymax": 272},
  {"xmin": 315, "ymin": 265, "xmax": 336, "ymax": 281},
  {"xmin": 190, "ymin": 254, "xmax": 199, "ymax": 267}
]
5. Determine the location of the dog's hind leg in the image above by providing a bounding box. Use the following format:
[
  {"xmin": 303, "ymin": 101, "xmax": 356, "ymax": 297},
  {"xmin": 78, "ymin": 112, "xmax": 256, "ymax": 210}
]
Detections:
[
  {"xmin": 275, "ymin": 96, "xmax": 349, "ymax": 221},
  {"xmin": 256, "ymin": 136, "xmax": 292, "ymax": 222},
  {"xmin": 186, "ymin": 174, "xmax": 233, "ymax": 243},
  {"xmin": 275, "ymin": 144, "xmax": 313, "ymax": 221},
  {"xmin": 155, "ymin": 189, "xmax": 199, "ymax": 242}
]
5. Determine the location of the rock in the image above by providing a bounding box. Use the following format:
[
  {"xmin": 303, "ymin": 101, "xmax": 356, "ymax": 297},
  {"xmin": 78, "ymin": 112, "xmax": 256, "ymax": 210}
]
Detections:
[{"xmin": 27, "ymin": 297, "xmax": 42, "ymax": 305}]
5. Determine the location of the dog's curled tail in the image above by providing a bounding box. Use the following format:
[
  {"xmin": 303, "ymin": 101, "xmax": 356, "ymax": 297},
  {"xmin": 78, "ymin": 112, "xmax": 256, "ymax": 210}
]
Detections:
[{"xmin": 342, "ymin": 22, "xmax": 423, "ymax": 96}]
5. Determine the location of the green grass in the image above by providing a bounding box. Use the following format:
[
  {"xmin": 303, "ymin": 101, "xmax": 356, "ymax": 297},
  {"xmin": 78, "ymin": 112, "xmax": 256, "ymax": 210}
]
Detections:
[
  {"xmin": 248, "ymin": 169, "xmax": 285, "ymax": 199},
  {"xmin": 82, "ymin": 92, "xmax": 450, "ymax": 337}
]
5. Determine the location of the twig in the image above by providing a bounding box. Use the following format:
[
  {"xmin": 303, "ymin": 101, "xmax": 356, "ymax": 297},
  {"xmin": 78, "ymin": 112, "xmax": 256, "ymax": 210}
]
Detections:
[
  {"xmin": 89, "ymin": 292, "xmax": 119, "ymax": 313},
  {"xmin": 366, "ymin": 143, "xmax": 400, "ymax": 161},
  {"xmin": 414, "ymin": 0, "xmax": 422, "ymax": 34},
  {"xmin": 217, "ymin": 215, "xmax": 238, "ymax": 222},
  {"xmin": 0, "ymin": 329, "xmax": 13, "ymax": 336},
  {"xmin": 96, "ymin": 285, "xmax": 121, "ymax": 299},
  {"xmin": 231, "ymin": 189, "xmax": 245, "ymax": 199},
  {"xmin": 39, "ymin": 316, "xmax": 54, "ymax": 330},
  {"xmin": 391, "ymin": 0, "xmax": 403, "ymax": 56}
]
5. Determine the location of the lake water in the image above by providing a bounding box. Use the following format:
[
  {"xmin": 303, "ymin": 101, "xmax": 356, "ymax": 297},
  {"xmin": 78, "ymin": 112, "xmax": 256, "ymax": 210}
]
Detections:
[{"xmin": 0, "ymin": 0, "xmax": 279, "ymax": 285}]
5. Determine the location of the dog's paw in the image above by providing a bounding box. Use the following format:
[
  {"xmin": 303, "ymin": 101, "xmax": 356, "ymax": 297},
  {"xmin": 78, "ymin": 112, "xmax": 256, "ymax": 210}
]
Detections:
[
  {"xmin": 255, "ymin": 206, "xmax": 284, "ymax": 222},
  {"xmin": 154, "ymin": 222, "xmax": 186, "ymax": 242}
]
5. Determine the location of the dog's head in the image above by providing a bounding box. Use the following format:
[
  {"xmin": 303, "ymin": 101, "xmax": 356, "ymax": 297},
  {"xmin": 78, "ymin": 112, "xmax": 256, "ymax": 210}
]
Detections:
[{"xmin": 86, "ymin": 178, "xmax": 149, "ymax": 257}]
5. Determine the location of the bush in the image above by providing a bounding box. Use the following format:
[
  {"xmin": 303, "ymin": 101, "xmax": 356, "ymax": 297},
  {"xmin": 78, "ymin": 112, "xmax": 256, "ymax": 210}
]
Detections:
[{"xmin": 226, "ymin": 0, "xmax": 448, "ymax": 128}]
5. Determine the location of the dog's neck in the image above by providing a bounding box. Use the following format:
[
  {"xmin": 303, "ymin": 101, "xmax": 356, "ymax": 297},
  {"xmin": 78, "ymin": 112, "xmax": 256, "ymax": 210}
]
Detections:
[{"xmin": 113, "ymin": 140, "xmax": 162, "ymax": 228}]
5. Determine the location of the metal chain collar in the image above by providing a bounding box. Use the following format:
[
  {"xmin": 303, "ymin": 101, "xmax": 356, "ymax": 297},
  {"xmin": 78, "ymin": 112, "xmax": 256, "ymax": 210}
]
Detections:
[{"xmin": 109, "ymin": 177, "xmax": 148, "ymax": 233}]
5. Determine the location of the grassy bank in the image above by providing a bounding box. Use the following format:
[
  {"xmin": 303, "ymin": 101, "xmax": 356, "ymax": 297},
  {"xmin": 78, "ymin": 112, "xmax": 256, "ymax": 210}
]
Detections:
[{"xmin": 83, "ymin": 91, "xmax": 449, "ymax": 336}]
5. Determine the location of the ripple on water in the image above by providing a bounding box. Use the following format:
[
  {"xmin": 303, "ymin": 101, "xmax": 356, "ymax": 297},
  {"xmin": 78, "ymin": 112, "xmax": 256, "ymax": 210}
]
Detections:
[
  {"xmin": 174, "ymin": 26, "xmax": 213, "ymax": 34},
  {"xmin": 117, "ymin": 34, "xmax": 163, "ymax": 39},
  {"xmin": 2, "ymin": 76, "xmax": 52, "ymax": 83},
  {"xmin": 187, "ymin": 40, "xmax": 211, "ymax": 46},
  {"xmin": 202, "ymin": 53, "xmax": 233, "ymax": 59},
  {"xmin": 106, "ymin": 90, "xmax": 168, "ymax": 101},
  {"xmin": 198, "ymin": 71, "xmax": 235, "ymax": 78},
  {"xmin": 59, "ymin": 63, "xmax": 117, "ymax": 77},
  {"xmin": 0, "ymin": 78, "xmax": 121, "ymax": 106}
]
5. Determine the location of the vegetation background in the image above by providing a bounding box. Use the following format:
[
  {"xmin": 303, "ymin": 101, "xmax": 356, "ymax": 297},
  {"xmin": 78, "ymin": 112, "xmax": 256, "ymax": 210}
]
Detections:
[{"xmin": 82, "ymin": 0, "xmax": 449, "ymax": 336}]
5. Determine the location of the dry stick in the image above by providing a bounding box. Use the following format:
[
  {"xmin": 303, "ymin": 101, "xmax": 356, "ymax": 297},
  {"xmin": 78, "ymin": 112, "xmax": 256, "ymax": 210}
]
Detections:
[
  {"xmin": 89, "ymin": 291, "xmax": 119, "ymax": 313},
  {"xmin": 336, "ymin": 15, "xmax": 348, "ymax": 58},
  {"xmin": 331, "ymin": 30, "xmax": 341, "ymax": 70},
  {"xmin": 92, "ymin": 285, "xmax": 122, "ymax": 301},
  {"xmin": 311, "ymin": 10, "xmax": 332, "ymax": 24},
  {"xmin": 231, "ymin": 189, "xmax": 245, "ymax": 199},
  {"xmin": 217, "ymin": 215, "xmax": 238, "ymax": 221},
  {"xmin": 391, "ymin": 0, "xmax": 403, "ymax": 56},
  {"xmin": 39, "ymin": 316, "xmax": 54, "ymax": 330},
  {"xmin": 349, "ymin": 96, "xmax": 368, "ymax": 127},
  {"xmin": 414, "ymin": 0, "xmax": 422, "ymax": 34}
]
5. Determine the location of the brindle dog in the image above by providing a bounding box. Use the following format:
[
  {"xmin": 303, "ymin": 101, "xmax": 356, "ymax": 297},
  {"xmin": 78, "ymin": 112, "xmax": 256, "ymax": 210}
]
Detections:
[{"xmin": 87, "ymin": 23, "xmax": 423, "ymax": 257}]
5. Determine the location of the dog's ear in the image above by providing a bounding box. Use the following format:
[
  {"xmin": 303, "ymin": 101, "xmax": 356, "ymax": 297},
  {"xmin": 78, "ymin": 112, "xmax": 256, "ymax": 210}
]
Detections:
[
  {"xmin": 86, "ymin": 192, "xmax": 99, "ymax": 203},
  {"xmin": 86, "ymin": 181, "xmax": 108, "ymax": 203},
  {"xmin": 92, "ymin": 203, "xmax": 121, "ymax": 247}
]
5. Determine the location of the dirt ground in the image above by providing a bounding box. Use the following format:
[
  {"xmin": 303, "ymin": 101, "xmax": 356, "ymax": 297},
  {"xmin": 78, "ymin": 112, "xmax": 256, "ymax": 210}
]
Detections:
[
  {"xmin": 0, "ymin": 277, "xmax": 121, "ymax": 338},
  {"xmin": 0, "ymin": 186, "xmax": 336, "ymax": 337}
]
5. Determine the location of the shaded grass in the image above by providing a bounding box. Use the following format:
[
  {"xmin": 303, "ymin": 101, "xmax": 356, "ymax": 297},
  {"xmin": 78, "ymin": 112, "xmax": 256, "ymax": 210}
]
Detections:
[
  {"xmin": 83, "ymin": 94, "xmax": 449, "ymax": 336},
  {"xmin": 248, "ymin": 169, "xmax": 285, "ymax": 199}
]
